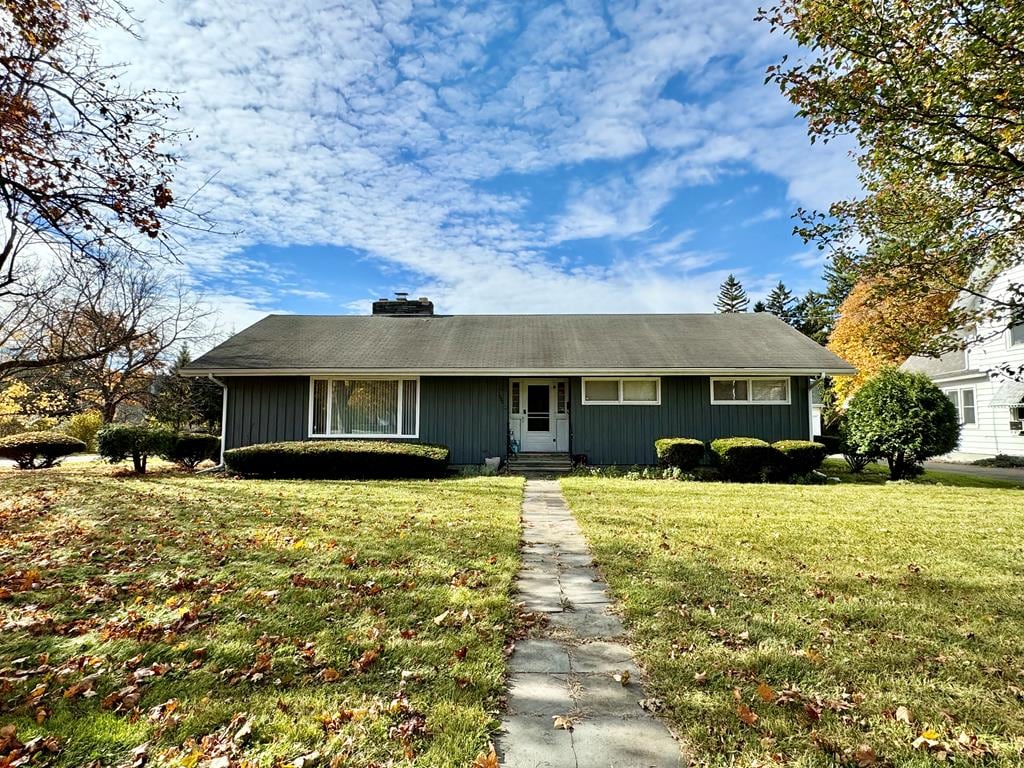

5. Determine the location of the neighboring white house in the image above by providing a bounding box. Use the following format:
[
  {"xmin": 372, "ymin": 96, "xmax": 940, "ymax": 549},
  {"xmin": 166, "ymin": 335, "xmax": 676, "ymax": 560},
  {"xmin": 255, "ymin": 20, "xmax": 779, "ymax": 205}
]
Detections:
[{"xmin": 902, "ymin": 263, "xmax": 1024, "ymax": 458}]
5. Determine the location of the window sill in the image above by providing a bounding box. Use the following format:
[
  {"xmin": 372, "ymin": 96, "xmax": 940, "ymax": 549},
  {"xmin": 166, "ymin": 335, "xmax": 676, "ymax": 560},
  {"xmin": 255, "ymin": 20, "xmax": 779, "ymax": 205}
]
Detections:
[{"xmin": 309, "ymin": 434, "xmax": 418, "ymax": 440}]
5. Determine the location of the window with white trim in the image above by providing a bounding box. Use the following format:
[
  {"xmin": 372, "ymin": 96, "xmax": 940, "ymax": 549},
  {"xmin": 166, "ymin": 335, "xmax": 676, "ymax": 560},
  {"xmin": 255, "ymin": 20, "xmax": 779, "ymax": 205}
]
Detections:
[
  {"xmin": 1011, "ymin": 323, "xmax": 1024, "ymax": 346},
  {"xmin": 943, "ymin": 386, "xmax": 976, "ymax": 426},
  {"xmin": 710, "ymin": 377, "xmax": 790, "ymax": 404},
  {"xmin": 310, "ymin": 377, "xmax": 419, "ymax": 437},
  {"xmin": 582, "ymin": 378, "xmax": 660, "ymax": 405}
]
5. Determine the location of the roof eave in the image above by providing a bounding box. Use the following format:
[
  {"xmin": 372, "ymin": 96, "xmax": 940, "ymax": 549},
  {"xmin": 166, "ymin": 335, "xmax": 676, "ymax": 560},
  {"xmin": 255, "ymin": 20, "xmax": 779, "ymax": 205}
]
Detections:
[{"xmin": 180, "ymin": 366, "xmax": 857, "ymax": 378}]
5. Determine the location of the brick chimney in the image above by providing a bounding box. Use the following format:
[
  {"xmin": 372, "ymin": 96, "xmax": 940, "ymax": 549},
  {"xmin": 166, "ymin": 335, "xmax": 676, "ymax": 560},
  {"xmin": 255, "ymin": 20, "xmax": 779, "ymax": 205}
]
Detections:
[{"xmin": 372, "ymin": 293, "xmax": 434, "ymax": 316}]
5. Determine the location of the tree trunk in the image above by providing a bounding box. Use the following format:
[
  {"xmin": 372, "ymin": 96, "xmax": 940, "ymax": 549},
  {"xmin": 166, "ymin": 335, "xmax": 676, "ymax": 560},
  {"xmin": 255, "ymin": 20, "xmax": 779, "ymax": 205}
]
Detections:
[
  {"xmin": 132, "ymin": 450, "xmax": 146, "ymax": 474},
  {"xmin": 888, "ymin": 452, "xmax": 906, "ymax": 480},
  {"xmin": 102, "ymin": 401, "xmax": 118, "ymax": 423}
]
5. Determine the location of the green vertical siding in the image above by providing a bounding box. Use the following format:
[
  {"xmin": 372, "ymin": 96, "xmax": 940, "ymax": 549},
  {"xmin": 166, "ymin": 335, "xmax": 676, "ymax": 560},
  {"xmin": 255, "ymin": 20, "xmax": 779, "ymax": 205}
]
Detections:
[
  {"xmin": 418, "ymin": 377, "xmax": 507, "ymax": 464},
  {"xmin": 569, "ymin": 376, "xmax": 811, "ymax": 465},
  {"xmin": 223, "ymin": 375, "xmax": 507, "ymax": 465},
  {"xmin": 224, "ymin": 376, "xmax": 308, "ymax": 450},
  {"xmin": 224, "ymin": 374, "xmax": 809, "ymax": 467}
]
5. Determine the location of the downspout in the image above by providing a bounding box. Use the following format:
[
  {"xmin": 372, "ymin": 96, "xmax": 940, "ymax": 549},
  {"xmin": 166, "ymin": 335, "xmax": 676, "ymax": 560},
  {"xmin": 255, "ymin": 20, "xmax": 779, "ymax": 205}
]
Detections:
[{"xmin": 208, "ymin": 374, "xmax": 228, "ymax": 468}]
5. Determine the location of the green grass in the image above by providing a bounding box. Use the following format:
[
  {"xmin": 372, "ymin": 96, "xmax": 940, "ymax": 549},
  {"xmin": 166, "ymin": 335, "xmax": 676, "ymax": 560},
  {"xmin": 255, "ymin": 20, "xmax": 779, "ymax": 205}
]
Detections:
[
  {"xmin": 821, "ymin": 458, "xmax": 1024, "ymax": 488},
  {"xmin": 561, "ymin": 477, "xmax": 1024, "ymax": 767},
  {"xmin": 0, "ymin": 464, "xmax": 523, "ymax": 767}
]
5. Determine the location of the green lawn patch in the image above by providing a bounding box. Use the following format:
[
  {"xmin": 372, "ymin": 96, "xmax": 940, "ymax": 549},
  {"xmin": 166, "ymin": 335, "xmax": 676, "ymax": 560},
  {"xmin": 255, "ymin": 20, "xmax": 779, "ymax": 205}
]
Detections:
[
  {"xmin": 561, "ymin": 478, "xmax": 1024, "ymax": 766},
  {"xmin": 822, "ymin": 458, "xmax": 1024, "ymax": 489},
  {"xmin": 0, "ymin": 464, "xmax": 523, "ymax": 767}
]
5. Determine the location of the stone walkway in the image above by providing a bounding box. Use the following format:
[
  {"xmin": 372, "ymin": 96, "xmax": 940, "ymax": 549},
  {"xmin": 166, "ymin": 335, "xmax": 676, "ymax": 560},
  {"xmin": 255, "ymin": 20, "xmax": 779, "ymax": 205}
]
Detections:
[{"xmin": 498, "ymin": 480, "xmax": 681, "ymax": 768}]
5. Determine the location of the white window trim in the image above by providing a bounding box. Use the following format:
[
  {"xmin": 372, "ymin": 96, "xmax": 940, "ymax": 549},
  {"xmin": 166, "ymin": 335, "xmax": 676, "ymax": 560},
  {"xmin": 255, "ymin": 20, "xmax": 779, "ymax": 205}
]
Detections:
[
  {"xmin": 581, "ymin": 377, "xmax": 661, "ymax": 406},
  {"xmin": 710, "ymin": 377, "xmax": 791, "ymax": 405},
  {"xmin": 943, "ymin": 385, "xmax": 977, "ymax": 428},
  {"xmin": 308, "ymin": 376, "xmax": 421, "ymax": 439}
]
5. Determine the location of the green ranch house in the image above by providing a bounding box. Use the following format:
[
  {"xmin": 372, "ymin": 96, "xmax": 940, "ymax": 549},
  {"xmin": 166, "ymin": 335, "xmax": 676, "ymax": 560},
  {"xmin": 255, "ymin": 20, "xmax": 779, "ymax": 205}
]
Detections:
[{"xmin": 183, "ymin": 295, "xmax": 854, "ymax": 468}]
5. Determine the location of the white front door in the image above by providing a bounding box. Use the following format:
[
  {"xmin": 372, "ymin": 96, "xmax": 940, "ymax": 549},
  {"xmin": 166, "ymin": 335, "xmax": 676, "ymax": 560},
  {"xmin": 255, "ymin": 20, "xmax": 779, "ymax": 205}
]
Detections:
[{"xmin": 510, "ymin": 379, "xmax": 569, "ymax": 453}]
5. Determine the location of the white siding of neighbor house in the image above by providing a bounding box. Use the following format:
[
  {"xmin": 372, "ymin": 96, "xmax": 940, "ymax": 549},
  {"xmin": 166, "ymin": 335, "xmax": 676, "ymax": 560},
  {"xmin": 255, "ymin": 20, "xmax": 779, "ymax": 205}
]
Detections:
[
  {"xmin": 938, "ymin": 375, "xmax": 1024, "ymax": 457},
  {"xmin": 942, "ymin": 263, "xmax": 1024, "ymax": 457}
]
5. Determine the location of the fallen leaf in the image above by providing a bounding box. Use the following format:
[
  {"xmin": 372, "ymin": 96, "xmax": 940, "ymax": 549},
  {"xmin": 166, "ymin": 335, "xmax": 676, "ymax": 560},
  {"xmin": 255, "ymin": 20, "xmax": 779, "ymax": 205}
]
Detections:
[
  {"xmin": 552, "ymin": 715, "xmax": 574, "ymax": 731},
  {"xmin": 471, "ymin": 748, "xmax": 499, "ymax": 768},
  {"xmin": 320, "ymin": 667, "xmax": 341, "ymax": 682},
  {"xmin": 736, "ymin": 703, "xmax": 759, "ymax": 726},
  {"xmin": 613, "ymin": 670, "xmax": 630, "ymax": 686},
  {"xmin": 895, "ymin": 705, "xmax": 913, "ymax": 724},
  {"xmin": 756, "ymin": 682, "xmax": 776, "ymax": 702},
  {"xmin": 853, "ymin": 743, "xmax": 877, "ymax": 766}
]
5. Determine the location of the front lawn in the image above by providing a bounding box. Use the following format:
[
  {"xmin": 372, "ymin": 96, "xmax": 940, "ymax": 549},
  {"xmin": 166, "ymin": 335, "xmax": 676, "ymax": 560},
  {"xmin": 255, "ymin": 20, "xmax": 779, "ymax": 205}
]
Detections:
[
  {"xmin": 561, "ymin": 478, "xmax": 1024, "ymax": 767},
  {"xmin": 0, "ymin": 465, "xmax": 523, "ymax": 767}
]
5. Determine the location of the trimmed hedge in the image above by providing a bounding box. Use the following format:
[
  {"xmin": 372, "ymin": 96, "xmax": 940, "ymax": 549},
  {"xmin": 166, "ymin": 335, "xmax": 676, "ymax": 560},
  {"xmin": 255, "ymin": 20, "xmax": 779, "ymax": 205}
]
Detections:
[
  {"xmin": 654, "ymin": 438, "xmax": 705, "ymax": 470},
  {"xmin": 0, "ymin": 431, "xmax": 86, "ymax": 469},
  {"xmin": 97, "ymin": 423, "xmax": 175, "ymax": 474},
  {"xmin": 163, "ymin": 432, "xmax": 220, "ymax": 471},
  {"xmin": 224, "ymin": 440, "xmax": 451, "ymax": 479},
  {"xmin": 773, "ymin": 440, "xmax": 827, "ymax": 476},
  {"xmin": 710, "ymin": 437, "xmax": 784, "ymax": 482}
]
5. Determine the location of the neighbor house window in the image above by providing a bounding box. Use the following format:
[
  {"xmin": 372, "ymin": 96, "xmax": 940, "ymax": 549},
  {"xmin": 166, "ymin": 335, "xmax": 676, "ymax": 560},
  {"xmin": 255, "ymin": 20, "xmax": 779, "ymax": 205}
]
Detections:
[
  {"xmin": 310, "ymin": 377, "xmax": 419, "ymax": 437},
  {"xmin": 943, "ymin": 386, "xmax": 976, "ymax": 426},
  {"xmin": 582, "ymin": 378, "xmax": 660, "ymax": 405},
  {"xmin": 1011, "ymin": 323, "xmax": 1024, "ymax": 346},
  {"xmin": 710, "ymin": 377, "xmax": 790, "ymax": 404}
]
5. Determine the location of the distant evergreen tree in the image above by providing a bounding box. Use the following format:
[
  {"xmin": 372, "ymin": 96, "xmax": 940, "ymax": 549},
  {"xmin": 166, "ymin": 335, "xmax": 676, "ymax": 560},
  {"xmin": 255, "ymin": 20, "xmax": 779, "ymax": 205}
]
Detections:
[
  {"xmin": 794, "ymin": 291, "xmax": 833, "ymax": 345},
  {"xmin": 150, "ymin": 347, "xmax": 222, "ymax": 431},
  {"xmin": 765, "ymin": 281, "xmax": 797, "ymax": 324},
  {"xmin": 715, "ymin": 274, "xmax": 749, "ymax": 313},
  {"xmin": 753, "ymin": 300, "xmax": 767, "ymax": 313}
]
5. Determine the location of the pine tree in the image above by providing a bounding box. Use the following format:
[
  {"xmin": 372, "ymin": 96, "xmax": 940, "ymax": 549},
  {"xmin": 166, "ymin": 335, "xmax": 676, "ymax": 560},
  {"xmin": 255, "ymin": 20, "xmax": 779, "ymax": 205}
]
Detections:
[
  {"xmin": 715, "ymin": 274, "xmax": 749, "ymax": 313},
  {"xmin": 149, "ymin": 347, "xmax": 222, "ymax": 431},
  {"xmin": 149, "ymin": 348, "xmax": 197, "ymax": 429},
  {"xmin": 753, "ymin": 300, "xmax": 767, "ymax": 313},
  {"xmin": 765, "ymin": 281, "xmax": 797, "ymax": 324}
]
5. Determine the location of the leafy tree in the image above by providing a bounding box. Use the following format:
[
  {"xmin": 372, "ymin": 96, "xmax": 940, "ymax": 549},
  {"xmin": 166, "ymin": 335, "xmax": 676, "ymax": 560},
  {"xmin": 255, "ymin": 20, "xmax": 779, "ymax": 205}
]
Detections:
[
  {"xmin": 764, "ymin": 281, "xmax": 797, "ymax": 324},
  {"xmin": 97, "ymin": 422, "xmax": 174, "ymax": 473},
  {"xmin": 844, "ymin": 368, "xmax": 959, "ymax": 480},
  {"xmin": 759, "ymin": 0, "xmax": 1024, "ymax": 336},
  {"xmin": 828, "ymin": 279, "xmax": 956, "ymax": 402},
  {"xmin": 715, "ymin": 274, "xmax": 750, "ymax": 313},
  {"xmin": 0, "ymin": 0, "xmax": 203, "ymax": 295}
]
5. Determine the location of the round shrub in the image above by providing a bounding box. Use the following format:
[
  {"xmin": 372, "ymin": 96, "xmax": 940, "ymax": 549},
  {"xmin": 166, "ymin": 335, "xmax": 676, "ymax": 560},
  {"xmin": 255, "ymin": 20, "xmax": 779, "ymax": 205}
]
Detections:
[
  {"xmin": 61, "ymin": 410, "xmax": 103, "ymax": 452},
  {"xmin": 0, "ymin": 431, "xmax": 86, "ymax": 469},
  {"xmin": 224, "ymin": 440, "xmax": 451, "ymax": 479},
  {"xmin": 163, "ymin": 432, "xmax": 220, "ymax": 471},
  {"xmin": 710, "ymin": 437, "xmax": 785, "ymax": 482},
  {"xmin": 844, "ymin": 368, "xmax": 959, "ymax": 480},
  {"xmin": 654, "ymin": 438, "xmax": 705, "ymax": 470},
  {"xmin": 773, "ymin": 440, "xmax": 827, "ymax": 476},
  {"xmin": 97, "ymin": 423, "xmax": 175, "ymax": 474}
]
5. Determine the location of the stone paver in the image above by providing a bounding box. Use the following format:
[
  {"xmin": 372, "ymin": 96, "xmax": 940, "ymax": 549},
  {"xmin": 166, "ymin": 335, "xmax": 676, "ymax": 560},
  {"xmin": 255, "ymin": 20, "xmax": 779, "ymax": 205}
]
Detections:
[{"xmin": 499, "ymin": 479, "xmax": 682, "ymax": 768}]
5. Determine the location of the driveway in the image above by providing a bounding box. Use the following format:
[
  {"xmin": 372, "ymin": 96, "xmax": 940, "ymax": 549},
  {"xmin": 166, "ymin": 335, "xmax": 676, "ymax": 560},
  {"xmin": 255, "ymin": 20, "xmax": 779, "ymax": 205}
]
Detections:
[{"xmin": 924, "ymin": 460, "xmax": 1024, "ymax": 485}]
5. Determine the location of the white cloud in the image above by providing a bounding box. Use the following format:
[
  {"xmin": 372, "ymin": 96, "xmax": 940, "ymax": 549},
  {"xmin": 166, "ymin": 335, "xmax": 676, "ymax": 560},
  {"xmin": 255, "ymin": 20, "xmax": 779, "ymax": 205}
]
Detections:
[
  {"xmin": 741, "ymin": 207, "xmax": 784, "ymax": 227},
  {"xmin": 89, "ymin": 0, "xmax": 860, "ymax": 323}
]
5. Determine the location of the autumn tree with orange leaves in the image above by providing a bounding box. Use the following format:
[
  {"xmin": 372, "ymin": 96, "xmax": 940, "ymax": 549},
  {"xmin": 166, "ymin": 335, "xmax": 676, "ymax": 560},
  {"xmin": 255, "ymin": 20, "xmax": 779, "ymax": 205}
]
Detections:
[{"xmin": 828, "ymin": 279, "xmax": 959, "ymax": 403}]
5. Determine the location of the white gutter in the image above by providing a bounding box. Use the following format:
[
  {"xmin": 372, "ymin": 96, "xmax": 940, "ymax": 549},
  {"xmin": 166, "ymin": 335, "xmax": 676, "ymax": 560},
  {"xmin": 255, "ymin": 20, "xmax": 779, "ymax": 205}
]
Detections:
[{"xmin": 208, "ymin": 374, "xmax": 228, "ymax": 468}]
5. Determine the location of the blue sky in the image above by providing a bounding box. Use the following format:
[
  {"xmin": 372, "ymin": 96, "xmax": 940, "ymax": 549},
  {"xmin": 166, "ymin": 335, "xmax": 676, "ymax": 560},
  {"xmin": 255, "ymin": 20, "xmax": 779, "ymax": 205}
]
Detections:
[{"xmin": 97, "ymin": 0, "xmax": 859, "ymax": 332}]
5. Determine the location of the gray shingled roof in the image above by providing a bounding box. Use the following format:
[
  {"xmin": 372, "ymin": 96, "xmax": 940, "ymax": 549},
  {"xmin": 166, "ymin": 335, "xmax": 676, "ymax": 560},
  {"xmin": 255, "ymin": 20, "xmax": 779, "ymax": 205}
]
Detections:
[
  {"xmin": 183, "ymin": 313, "xmax": 855, "ymax": 374},
  {"xmin": 900, "ymin": 349, "xmax": 976, "ymax": 380}
]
